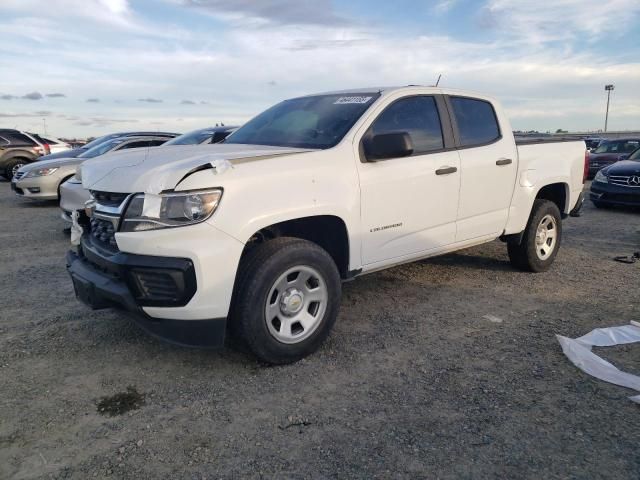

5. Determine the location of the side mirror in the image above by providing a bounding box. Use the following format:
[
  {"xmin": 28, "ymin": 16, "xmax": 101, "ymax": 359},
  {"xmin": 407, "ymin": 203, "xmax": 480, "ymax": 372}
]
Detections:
[
  {"xmin": 618, "ymin": 154, "xmax": 629, "ymax": 161},
  {"xmin": 364, "ymin": 132, "xmax": 413, "ymax": 161}
]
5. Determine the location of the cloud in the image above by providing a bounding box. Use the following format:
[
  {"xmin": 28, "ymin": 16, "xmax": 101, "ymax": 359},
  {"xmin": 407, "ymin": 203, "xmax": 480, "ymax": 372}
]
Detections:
[
  {"xmin": 481, "ymin": 0, "xmax": 640, "ymax": 45},
  {"xmin": 0, "ymin": 110, "xmax": 52, "ymax": 117},
  {"xmin": 1, "ymin": 94, "xmax": 17, "ymax": 100},
  {"xmin": 86, "ymin": 98, "xmax": 100, "ymax": 103},
  {"xmin": 22, "ymin": 91, "xmax": 43, "ymax": 100},
  {"xmin": 180, "ymin": 99, "xmax": 196, "ymax": 104},
  {"xmin": 175, "ymin": 0, "xmax": 348, "ymax": 26},
  {"xmin": 138, "ymin": 97, "xmax": 163, "ymax": 103},
  {"xmin": 46, "ymin": 93, "xmax": 66, "ymax": 97}
]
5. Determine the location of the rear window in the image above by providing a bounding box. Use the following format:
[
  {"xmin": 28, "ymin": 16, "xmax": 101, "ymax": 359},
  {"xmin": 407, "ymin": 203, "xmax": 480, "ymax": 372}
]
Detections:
[{"xmin": 450, "ymin": 97, "xmax": 501, "ymax": 147}]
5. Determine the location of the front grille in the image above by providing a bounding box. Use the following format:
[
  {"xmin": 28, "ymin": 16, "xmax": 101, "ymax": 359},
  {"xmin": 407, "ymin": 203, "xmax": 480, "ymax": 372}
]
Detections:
[
  {"xmin": 609, "ymin": 175, "xmax": 640, "ymax": 188},
  {"xmin": 14, "ymin": 171, "xmax": 25, "ymax": 180},
  {"xmin": 90, "ymin": 216, "xmax": 118, "ymax": 250},
  {"xmin": 91, "ymin": 190, "xmax": 129, "ymax": 208}
]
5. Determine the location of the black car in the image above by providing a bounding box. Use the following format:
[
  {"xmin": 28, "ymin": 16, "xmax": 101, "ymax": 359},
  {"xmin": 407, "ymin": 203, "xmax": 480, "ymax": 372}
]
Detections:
[
  {"xmin": 35, "ymin": 131, "xmax": 180, "ymax": 161},
  {"xmin": 590, "ymin": 147, "xmax": 640, "ymax": 208},
  {"xmin": 587, "ymin": 138, "xmax": 640, "ymax": 178}
]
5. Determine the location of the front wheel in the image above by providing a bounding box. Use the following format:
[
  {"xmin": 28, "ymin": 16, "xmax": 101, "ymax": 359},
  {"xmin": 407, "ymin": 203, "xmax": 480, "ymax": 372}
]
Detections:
[
  {"xmin": 508, "ymin": 199, "xmax": 562, "ymax": 272},
  {"xmin": 4, "ymin": 158, "xmax": 27, "ymax": 180},
  {"xmin": 231, "ymin": 237, "xmax": 341, "ymax": 364}
]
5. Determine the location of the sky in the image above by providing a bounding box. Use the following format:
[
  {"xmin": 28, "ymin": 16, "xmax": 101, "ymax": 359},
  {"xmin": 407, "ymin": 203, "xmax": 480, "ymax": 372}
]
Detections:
[{"xmin": 0, "ymin": 0, "xmax": 639, "ymax": 138}]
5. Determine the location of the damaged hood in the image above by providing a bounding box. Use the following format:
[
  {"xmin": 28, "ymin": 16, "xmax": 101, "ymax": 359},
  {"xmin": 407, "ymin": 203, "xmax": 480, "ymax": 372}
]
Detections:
[{"xmin": 80, "ymin": 143, "xmax": 313, "ymax": 194}]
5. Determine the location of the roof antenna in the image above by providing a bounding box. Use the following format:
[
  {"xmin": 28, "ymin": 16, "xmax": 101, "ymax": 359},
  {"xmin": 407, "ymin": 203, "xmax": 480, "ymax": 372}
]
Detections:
[{"xmin": 435, "ymin": 74, "xmax": 442, "ymax": 87}]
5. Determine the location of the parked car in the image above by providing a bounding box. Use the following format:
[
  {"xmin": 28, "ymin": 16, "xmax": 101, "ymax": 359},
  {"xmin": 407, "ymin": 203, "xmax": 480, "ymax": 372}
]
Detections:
[
  {"xmin": 0, "ymin": 129, "xmax": 50, "ymax": 179},
  {"xmin": 163, "ymin": 126, "xmax": 239, "ymax": 146},
  {"xmin": 590, "ymin": 147, "xmax": 640, "ymax": 208},
  {"xmin": 68, "ymin": 86, "xmax": 586, "ymax": 364},
  {"xmin": 587, "ymin": 138, "xmax": 640, "ymax": 178},
  {"xmin": 39, "ymin": 136, "xmax": 72, "ymax": 154},
  {"xmin": 59, "ymin": 127, "xmax": 238, "ymax": 222},
  {"xmin": 34, "ymin": 131, "xmax": 180, "ymax": 161},
  {"xmin": 12, "ymin": 135, "xmax": 175, "ymax": 201}
]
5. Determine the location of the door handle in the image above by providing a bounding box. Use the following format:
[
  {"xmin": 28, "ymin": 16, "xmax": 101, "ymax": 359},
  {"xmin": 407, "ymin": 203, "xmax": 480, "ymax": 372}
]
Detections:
[
  {"xmin": 435, "ymin": 166, "xmax": 457, "ymax": 175},
  {"xmin": 496, "ymin": 158, "xmax": 513, "ymax": 166}
]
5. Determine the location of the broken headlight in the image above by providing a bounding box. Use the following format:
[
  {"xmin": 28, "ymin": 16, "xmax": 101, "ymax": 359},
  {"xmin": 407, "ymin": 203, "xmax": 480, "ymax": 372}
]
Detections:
[{"xmin": 120, "ymin": 189, "xmax": 222, "ymax": 232}]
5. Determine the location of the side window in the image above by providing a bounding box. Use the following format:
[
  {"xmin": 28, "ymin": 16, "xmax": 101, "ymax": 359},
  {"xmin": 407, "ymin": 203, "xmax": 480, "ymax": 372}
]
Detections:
[
  {"xmin": 369, "ymin": 96, "xmax": 444, "ymax": 154},
  {"xmin": 450, "ymin": 97, "xmax": 500, "ymax": 147},
  {"xmin": 119, "ymin": 140, "xmax": 150, "ymax": 150},
  {"xmin": 148, "ymin": 140, "xmax": 167, "ymax": 147},
  {"xmin": 623, "ymin": 141, "xmax": 639, "ymax": 153},
  {"xmin": 7, "ymin": 132, "xmax": 36, "ymax": 146},
  {"xmin": 0, "ymin": 136, "xmax": 9, "ymax": 146}
]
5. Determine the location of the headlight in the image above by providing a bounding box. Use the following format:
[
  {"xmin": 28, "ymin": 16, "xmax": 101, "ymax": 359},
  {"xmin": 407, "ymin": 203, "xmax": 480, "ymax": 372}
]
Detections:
[
  {"xmin": 594, "ymin": 170, "xmax": 608, "ymax": 183},
  {"xmin": 24, "ymin": 167, "xmax": 58, "ymax": 178},
  {"xmin": 120, "ymin": 189, "xmax": 222, "ymax": 232}
]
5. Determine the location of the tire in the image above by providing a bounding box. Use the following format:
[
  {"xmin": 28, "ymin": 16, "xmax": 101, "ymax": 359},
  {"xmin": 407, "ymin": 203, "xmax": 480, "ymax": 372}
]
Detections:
[
  {"xmin": 4, "ymin": 158, "xmax": 28, "ymax": 180},
  {"xmin": 230, "ymin": 237, "xmax": 341, "ymax": 364},
  {"xmin": 507, "ymin": 199, "xmax": 562, "ymax": 272}
]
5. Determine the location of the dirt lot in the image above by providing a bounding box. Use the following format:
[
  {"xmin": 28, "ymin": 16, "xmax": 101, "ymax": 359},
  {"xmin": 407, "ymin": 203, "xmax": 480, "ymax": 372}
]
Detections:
[{"xmin": 1, "ymin": 180, "xmax": 639, "ymax": 479}]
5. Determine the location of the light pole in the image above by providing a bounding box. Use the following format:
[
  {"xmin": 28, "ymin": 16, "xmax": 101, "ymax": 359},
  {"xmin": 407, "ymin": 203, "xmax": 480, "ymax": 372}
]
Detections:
[{"xmin": 604, "ymin": 84, "xmax": 614, "ymax": 132}]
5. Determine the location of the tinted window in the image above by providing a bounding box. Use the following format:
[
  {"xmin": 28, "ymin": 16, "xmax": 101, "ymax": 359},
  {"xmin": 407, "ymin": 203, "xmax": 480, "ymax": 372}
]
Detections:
[
  {"xmin": 594, "ymin": 140, "xmax": 640, "ymax": 154},
  {"xmin": 225, "ymin": 93, "xmax": 380, "ymax": 149},
  {"xmin": 79, "ymin": 138, "xmax": 127, "ymax": 158},
  {"xmin": 450, "ymin": 97, "xmax": 500, "ymax": 147},
  {"xmin": 0, "ymin": 136, "xmax": 9, "ymax": 146},
  {"xmin": 368, "ymin": 96, "xmax": 443, "ymax": 154},
  {"xmin": 164, "ymin": 129, "xmax": 216, "ymax": 146},
  {"xmin": 6, "ymin": 132, "xmax": 36, "ymax": 146},
  {"xmin": 628, "ymin": 148, "xmax": 640, "ymax": 161},
  {"xmin": 118, "ymin": 140, "xmax": 151, "ymax": 150}
]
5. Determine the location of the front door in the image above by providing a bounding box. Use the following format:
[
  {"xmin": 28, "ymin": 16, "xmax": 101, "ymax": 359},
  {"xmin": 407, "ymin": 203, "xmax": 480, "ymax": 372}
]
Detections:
[{"xmin": 357, "ymin": 95, "xmax": 461, "ymax": 266}]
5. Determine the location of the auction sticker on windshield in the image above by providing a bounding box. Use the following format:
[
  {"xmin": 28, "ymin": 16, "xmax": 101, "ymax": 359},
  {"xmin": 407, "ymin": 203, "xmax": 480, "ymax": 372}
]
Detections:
[{"xmin": 334, "ymin": 96, "xmax": 372, "ymax": 104}]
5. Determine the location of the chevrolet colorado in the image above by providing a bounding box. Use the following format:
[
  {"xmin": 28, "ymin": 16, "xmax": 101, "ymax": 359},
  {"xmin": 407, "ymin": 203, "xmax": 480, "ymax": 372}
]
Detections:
[{"xmin": 67, "ymin": 86, "xmax": 587, "ymax": 364}]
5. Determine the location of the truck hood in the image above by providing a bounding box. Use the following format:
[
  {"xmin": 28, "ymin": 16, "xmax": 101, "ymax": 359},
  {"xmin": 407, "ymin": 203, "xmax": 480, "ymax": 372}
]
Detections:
[{"xmin": 80, "ymin": 143, "xmax": 314, "ymax": 193}]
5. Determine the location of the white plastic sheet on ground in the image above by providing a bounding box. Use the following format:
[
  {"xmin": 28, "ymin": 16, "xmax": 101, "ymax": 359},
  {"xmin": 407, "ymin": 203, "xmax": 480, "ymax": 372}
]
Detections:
[
  {"xmin": 70, "ymin": 210, "xmax": 83, "ymax": 246},
  {"xmin": 557, "ymin": 321, "xmax": 640, "ymax": 403}
]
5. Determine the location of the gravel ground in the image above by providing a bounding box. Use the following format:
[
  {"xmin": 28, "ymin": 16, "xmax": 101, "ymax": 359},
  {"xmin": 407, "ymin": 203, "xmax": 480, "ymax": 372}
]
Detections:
[{"xmin": 1, "ymin": 180, "xmax": 639, "ymax": 479}]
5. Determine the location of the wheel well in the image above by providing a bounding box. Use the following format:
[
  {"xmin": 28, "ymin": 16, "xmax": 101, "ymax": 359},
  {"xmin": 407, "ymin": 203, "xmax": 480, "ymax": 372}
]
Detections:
[
  {"xmin": 243, "ymin": 215, "xmax": 350, "ymax": 278},
  {"xmin": 535, "ymin": 183, "xmax": 567, "ymax": 214},
  {"xmin": 57, "ymin": 174, "xmax": 75, "ymax": 200}
]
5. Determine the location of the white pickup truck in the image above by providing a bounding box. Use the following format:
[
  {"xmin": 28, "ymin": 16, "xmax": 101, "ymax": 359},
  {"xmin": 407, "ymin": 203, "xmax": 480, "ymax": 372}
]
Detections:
[{"xmin": 68, "ymin": 86, "xmax": 587, "ymax": 363}]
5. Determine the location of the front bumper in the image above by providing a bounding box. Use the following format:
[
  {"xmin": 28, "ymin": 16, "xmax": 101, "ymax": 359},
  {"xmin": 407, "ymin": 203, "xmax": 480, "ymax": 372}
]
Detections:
[
  {"xmin": 12, "ymin": 176, "xmax": 59, "ymax": 200},
  {"xmin": 59, "ymin": 179, "xmax": 90, "ymax": 214},
  {"xmin": 67, "ymin": 235, "xmax": 227, "ymax": 348},
  {"xmin": 590, "ymin": 181, "xmax": 640, "ymax": 207}
]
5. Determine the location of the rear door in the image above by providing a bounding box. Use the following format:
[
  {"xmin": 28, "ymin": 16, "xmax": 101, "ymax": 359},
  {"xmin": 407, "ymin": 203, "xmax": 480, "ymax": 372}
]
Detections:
[
  {"xmin": 356, "ymin": 94, "xmax": 461, "ymax": 265},
  {"xmin": 447, "ymin": 96, "xmax": 517, "ymax": 241}
]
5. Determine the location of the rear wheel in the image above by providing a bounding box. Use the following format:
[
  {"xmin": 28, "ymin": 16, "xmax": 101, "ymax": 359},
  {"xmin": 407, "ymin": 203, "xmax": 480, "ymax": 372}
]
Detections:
[
  {"xmin": 231, "ymin": 237, "xmax": 341, "ymax": 364},
  {"xmin": 508, "ymin": 199, "xmax": 562, "ymax": 272},
  {"xmin": 4, "ymin": 158, "xmax": 28, "ymax": 180}
]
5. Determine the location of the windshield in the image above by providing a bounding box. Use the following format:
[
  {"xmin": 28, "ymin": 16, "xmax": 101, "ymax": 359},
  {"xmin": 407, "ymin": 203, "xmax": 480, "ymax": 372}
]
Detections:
[
  {"xmin": 78, "ymin": 138, "xmax": 126, "ymax": 158},
  {"xmin": 82, "ymin": 134, "xmax": 122, "ymax": 150},
  {"xmin": 594, "ymin": 140, "xmax": 640, "ymax": 154},
  {"xmin": 164, "ymin": 129, "xmax": 216, "ymax": 146},
  {"xmin": 628, "ymin": 148, "xmax": 640, "ymax": 161},
  {"xmin": 225, "ymin": 93, "xmax": 380, "ymax": 149}
]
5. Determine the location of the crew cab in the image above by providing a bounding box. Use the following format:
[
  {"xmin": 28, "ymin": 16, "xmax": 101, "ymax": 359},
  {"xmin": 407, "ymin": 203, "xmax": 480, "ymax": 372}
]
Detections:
[{"xmin": 67, "ymin": 86, "xmax": 587, "ymax": 364}]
